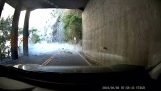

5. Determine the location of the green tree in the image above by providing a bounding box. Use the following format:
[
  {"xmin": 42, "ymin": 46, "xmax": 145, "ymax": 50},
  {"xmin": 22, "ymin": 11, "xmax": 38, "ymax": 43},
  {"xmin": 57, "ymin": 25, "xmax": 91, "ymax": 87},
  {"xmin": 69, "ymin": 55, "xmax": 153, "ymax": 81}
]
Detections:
[
  {"xmin": 30, "ymin": 28, "xmax": 41, "ymax": 44},
  {"xmin": 62, "ymin": 13, "xmax": 82, "ymax": 43},
  {"xmin": 0, "ymin": 16, "xmax": 12, "ymax": 60}
]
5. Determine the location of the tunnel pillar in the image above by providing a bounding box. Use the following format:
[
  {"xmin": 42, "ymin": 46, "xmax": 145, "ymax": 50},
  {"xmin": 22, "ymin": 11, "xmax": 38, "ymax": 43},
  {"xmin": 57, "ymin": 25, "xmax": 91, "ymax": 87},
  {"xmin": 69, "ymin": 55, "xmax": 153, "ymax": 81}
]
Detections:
[
  {"xmin": 11, "ymin": 1, "xmax": 21, "ymax": 60},
  {"xmin": 82, "ymin": 0, "xmax": 161, "ymax": 67},
  {"xmin": 23, "ymin": 9, "xmax": 30, "ymax": 56},
  {"xmin": 0, "ymin": 0, "xmax": 6, "ymax": 17}
]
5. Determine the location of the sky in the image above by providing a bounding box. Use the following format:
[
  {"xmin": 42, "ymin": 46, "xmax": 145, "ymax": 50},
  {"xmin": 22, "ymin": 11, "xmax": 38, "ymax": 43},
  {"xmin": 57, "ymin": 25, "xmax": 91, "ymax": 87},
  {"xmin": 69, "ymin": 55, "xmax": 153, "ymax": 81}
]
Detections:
[{"xmin": 1, "ymin": 3, "xmax": 57, "ymax": 31}]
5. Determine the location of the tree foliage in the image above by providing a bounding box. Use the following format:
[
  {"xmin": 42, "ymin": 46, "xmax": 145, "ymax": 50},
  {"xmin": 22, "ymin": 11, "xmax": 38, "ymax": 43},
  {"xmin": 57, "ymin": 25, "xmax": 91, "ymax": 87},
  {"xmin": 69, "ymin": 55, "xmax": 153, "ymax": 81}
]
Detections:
[
  {"xmin": 62, "ymin": 13, "xmax": 82, "ymax": 43},
  {"xmin": 30, "ymin": 28, "xmax": 41, "ymax": 44},
  {"xmin": 0, "ymin": 16, "xmax": 12, "ymax": 60},
  {"xmin": 0, "ymin": 16, "xmax": 41, "ymax": 60}
]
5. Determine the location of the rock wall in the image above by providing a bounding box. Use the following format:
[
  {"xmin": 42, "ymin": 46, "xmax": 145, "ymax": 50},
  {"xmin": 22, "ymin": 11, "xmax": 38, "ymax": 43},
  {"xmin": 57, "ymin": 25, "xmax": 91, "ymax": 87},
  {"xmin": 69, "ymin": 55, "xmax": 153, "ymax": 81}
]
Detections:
[
  {"xmin": 52, "ymin": 16, "xmax": 64, "ymax": 43},
  {"xmin": 51, "ymin": 9, "xmax": 82, "ymax": 43}
]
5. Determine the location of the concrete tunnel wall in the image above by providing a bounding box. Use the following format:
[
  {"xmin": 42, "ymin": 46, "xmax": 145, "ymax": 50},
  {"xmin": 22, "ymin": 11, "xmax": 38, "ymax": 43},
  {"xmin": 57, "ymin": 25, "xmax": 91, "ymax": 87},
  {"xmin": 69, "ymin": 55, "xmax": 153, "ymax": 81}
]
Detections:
[{"xmin": 82, "ymin": 0, "xmax": 161, "ymax": 67}]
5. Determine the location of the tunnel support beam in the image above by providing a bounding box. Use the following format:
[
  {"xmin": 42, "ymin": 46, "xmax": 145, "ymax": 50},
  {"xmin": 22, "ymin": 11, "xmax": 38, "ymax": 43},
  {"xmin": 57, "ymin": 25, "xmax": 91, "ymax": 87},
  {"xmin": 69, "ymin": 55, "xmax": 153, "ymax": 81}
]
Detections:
[
  {"xmin": 11, "ymin": 1, "xmax": 21, "ymax": 60},
  {"xmin": 0, "ymin": 0, "xmax": 6, "ymax": 17},
  {"xmin": 23, "ymin": 9, "xmax": 30, "ymax": 56}
]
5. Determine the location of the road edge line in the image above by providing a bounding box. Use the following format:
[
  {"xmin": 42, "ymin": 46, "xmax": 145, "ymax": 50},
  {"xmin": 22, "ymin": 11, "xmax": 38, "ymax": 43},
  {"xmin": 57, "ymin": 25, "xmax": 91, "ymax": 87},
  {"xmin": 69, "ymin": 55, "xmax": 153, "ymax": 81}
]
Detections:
[{"xmin": 76, "ymin": 51, "xmax": 92, "ymax": 66}]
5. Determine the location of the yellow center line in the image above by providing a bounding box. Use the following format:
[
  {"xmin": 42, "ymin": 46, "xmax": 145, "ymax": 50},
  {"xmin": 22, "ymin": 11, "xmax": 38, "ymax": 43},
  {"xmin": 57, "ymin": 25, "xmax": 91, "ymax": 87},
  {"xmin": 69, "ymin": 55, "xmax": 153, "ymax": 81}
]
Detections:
[{"xmin": 42, "ymin": 56, "xmax": 54, "ymax": 66}]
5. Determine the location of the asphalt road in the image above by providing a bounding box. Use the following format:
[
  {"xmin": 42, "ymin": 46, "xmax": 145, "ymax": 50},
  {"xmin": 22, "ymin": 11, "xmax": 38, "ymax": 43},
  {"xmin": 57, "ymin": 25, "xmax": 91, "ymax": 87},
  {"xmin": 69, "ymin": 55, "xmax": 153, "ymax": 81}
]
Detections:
[
  {"xmin": 41, "ymin": 50, "xmax": 91, "ymax": 66},
  {"xmin": 0, "ymin": 43, "xmax": 91, "ymax": 66},
  {"xmin": 16, "ymin": 49, "xmax": 91, "ymax": 66}
]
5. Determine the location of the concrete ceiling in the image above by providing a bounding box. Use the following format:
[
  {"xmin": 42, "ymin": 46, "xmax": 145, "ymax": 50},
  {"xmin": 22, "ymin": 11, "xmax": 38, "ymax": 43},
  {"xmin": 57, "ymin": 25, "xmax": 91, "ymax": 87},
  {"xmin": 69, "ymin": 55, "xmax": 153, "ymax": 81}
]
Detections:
[{"xmin": 6, "ymin": 0, "xmax": 89, "ymax": 10}]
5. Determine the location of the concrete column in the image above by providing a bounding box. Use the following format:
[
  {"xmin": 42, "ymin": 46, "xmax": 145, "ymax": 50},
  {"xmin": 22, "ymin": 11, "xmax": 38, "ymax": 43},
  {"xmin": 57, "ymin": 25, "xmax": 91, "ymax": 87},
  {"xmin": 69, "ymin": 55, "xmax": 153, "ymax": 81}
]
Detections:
[
  {"xmin": 11, "ymin": 1, "xmax": 21, "ymax": 60},
  {"xmin": 82, "ymin": 0, "xmax": 161, "ymax": 66},
  {"xmin": 0, "ymin": 0, "xmax": 6, "ymax": 17},
  {"xmin": 23, "ymin": 9, "xmax": 30, "ymax": 56}
]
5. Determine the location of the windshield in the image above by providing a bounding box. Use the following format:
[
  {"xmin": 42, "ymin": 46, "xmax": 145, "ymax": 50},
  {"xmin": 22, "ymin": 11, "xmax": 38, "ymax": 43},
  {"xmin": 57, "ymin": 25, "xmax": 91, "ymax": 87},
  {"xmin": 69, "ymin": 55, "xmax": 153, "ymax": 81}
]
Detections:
[
  {"xmin": 1, "ymin": 1, "xmax": 161, "ymax": 91},
  {"xmin": 0, "ymin": 1, "xmax": 161, "ymax": 74}
]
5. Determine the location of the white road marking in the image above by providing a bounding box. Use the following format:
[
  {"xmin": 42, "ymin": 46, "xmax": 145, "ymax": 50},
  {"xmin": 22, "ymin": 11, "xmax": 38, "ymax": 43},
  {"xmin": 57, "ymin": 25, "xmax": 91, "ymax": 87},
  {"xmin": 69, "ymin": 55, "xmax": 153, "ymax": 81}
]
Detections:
[
  {"xmin": 42, "ymin": 51, "xmax": 91, "ymax": 66},
  {"xmin": 76, "ymin": 52, "xmax": 92, "ymax": 66}
]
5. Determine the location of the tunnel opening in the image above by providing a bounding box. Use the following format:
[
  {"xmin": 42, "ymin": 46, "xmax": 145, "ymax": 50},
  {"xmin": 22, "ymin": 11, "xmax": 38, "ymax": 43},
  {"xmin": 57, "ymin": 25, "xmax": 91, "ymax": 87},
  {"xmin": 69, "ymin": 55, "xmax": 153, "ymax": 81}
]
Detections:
[{"xmin": 0, "ymin": 3, "xmax": 88, "ymax": 67}]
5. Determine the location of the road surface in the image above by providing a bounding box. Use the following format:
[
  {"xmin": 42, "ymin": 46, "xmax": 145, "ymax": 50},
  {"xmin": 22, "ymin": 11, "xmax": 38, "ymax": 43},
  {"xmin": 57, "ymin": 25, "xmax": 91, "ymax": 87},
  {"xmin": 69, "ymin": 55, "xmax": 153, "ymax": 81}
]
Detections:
[
  {"xmin": 0, "ymin": 43, "xmax": 91, "ymax": 66},
  {"xmin": 17, "ymin": 44, "xmax": 91, "ymax": 66},
  {"xmin": 41, "ymin": 50, "xmax": 91, "ymax": 66}
]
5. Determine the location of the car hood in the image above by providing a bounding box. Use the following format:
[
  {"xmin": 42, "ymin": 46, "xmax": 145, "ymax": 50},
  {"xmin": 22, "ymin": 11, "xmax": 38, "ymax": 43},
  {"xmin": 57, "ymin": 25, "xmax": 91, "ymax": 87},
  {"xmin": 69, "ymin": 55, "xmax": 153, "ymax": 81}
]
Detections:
[{"xmin": 12, "ymin": 64, "xmax": 146, "ymax": 73}]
